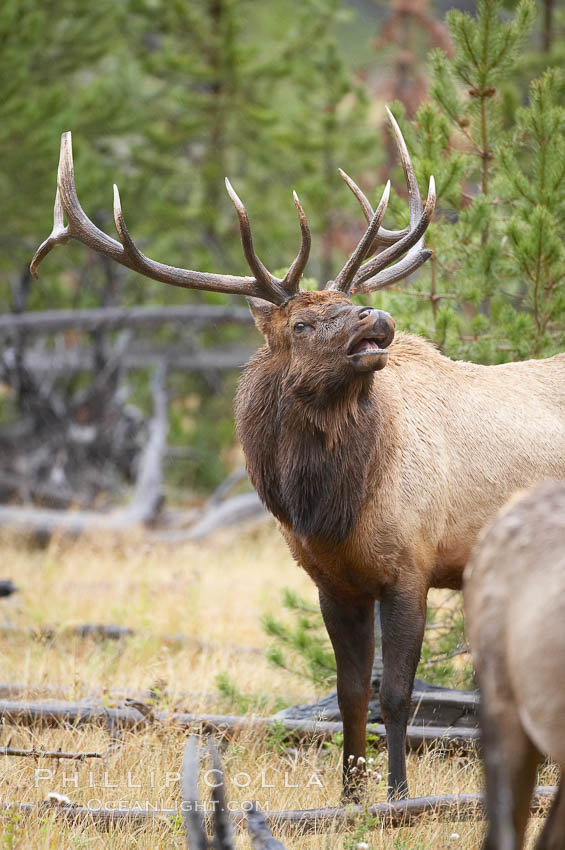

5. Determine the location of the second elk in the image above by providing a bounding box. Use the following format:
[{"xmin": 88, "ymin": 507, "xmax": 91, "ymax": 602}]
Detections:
[{"xmin": 465, "ymin": 481, "xmax": 565, "ymax": 850}]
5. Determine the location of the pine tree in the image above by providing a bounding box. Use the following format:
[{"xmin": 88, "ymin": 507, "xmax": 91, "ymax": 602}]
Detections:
[
  {"xmin": 365, "ymin": 0, "xmax": 565, "ymax": 366},
  {"xmin": 498, "ymin": 69, "xmax": 565, "ymax": 356},
  {"xmin": 126, "ymin": 0, "xmax": 375, "ymax": 291},
  {"xmin": 0, "ymin": 0, "xmax": 143, "ymax": 311}
]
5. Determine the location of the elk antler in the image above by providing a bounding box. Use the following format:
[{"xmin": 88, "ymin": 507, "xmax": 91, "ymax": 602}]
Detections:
[
  {"xmin": 30, "ymin": 132, "xmax": 310, "ymax": 307},
  {"xmin": 329, "ymin": 107, "xmax": 435, "ymax": 295}
]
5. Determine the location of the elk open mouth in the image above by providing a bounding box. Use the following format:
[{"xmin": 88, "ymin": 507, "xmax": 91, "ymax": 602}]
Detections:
[
  {"xmin": 347, "ymin": 338, "xmax": 388, "ymax": 357},
  {"xmin": 347, "ymin": 336, "xmax": 389, "ymax": 372}
]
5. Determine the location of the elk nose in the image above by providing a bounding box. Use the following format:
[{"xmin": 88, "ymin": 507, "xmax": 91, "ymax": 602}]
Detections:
[{"xmin": 357, "ymin": 306, "xmax": 395, "ymax": 348}]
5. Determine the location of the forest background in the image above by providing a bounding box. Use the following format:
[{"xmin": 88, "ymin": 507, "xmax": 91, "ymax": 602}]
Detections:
[{"xmin": 1, "ymin": 0, "xmax": 564, "ymax": 499}]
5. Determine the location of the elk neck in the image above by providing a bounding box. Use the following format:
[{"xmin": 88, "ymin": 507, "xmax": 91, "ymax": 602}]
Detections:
[{"xmin": 235, "ymin": 346, "xmax": 387, "ymax": 544}]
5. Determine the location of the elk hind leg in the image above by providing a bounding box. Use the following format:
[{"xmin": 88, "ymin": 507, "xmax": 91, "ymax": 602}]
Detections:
[
  {"xmin": 481, "ymin": 699, "xmax": 541, "ymax": 850},
  {"xmin": 534, "ymin": 778, "xmax": 565, "ymax": 850}
]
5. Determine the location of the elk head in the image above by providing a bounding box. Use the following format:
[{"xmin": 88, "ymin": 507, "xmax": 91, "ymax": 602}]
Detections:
[{"xmin": 30, "ymin": 108, "xmax": 435, "ymax": 392}]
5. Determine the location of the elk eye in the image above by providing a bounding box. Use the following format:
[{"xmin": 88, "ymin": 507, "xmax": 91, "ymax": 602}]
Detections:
[{"xmin": 293, "ymin": 321, "xmax": 308, "ymax": 333}]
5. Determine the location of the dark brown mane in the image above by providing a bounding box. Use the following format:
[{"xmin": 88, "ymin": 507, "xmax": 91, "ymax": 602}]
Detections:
[{"xmin": 235, "ymin": 345, "xmax": 383, "ymax": 542}]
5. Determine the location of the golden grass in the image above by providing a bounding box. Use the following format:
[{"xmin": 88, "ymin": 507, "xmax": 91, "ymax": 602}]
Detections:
[{"xmin": 0, "ymin": 522, "xmax": 556, "ymax": 848}]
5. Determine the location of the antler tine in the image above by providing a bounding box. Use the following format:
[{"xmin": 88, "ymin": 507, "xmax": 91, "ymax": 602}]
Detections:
[
  {"xmin": 348, "ymin": 108, "xmax": 436, "ymax": 294},
  {"xmin": 283, "ymin": 191, "xmax": 311, "ymax": 292},
  {"xmin": 354, "ymin": 246, "xmax": 434, "ymax": 293},
  {"xmin": 30, "ymin": 133, "xmax": 293, "ymax": 306},
  {"xmin": 30, "ymin": 186, "xmax": 70, "ymax": 277},
  {"xmin": 338, "ymin": 168, "xmax": 409, "ymax": 249},
  {"xmin": 113, "ymin": 184, "xmax": 145, "ymax": 265},
  {"xmin": 57, "ymin": 131, "xmax": 126, "ymax": 261},
  {"xmin": 352, "ymin": 177, "xmax": 436, "ymax": 294},
  {"xmin": 224, "ymin": 178, "xmax": 274, "ymax": 288},
  {"xmin": 352, "ymin": 175, "xmax": 436, "ymax": 293},
  {"xmin": 385, "ymin": 106, "xmax": 421, "ymax": 227},
  {"xmin": 330, "ymin": 180, "xmax": 391, "ymax": 293},
  {"xmin": 30, "ymin": 135, "xmax": 77, "ymax": 276}
]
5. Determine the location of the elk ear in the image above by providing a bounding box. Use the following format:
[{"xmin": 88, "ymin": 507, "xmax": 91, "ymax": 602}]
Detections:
[{"xmin": 247, "ymin": 297, "xmax": 276, "ymax": 335}]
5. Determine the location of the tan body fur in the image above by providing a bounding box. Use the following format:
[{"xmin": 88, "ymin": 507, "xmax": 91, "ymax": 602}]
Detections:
[
  {"xmin": 287, "ymin": 332, "xmax": 565, "ymax": 602},
  {"xmin": 465, "ymin": 481, "xmax": 565, "ymax": 850}
]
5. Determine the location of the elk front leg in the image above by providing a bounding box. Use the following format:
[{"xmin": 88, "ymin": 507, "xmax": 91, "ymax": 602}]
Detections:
[
  {"xmin": 379, "ymin": 584, "xmax": 426, "ymax": 800},
  {"xmin": 318, "ymin": 591, "xmax": 374, "ymax": 800}
]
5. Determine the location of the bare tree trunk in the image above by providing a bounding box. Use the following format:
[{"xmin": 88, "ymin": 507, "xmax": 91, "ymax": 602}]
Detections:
[{"xmin": 542, "ymin": 0, "xmax": 555, "ymax": 51}]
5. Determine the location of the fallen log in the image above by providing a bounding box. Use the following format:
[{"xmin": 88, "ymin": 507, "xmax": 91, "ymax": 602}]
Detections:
[
  {"xmin": 149, "ymin": 491, "xmax": 267, "ymax": 543},
  {"xmin": 17, "ymin": 346, "xmax": 254, "ymax": 376},
  {"xmin": 1, "ymin": 787, "xmax": 556, "ymax": 835},
  {"xmin": 0, "ymin": 698, "xmax": 478, "ymax": 748},
  {"xmin": 0, "ymin": 305, "xmax": 253, "ymax": 337},
  {"xmin": 277, "ymin": 681, "xmax": 479, "ymax": 730}
]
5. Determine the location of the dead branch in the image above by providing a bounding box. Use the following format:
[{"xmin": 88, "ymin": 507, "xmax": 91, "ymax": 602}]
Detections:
[
  {"xmin": 277, "ymin": 682, "xmax": 479, "ymax": 731},
  {"xmin": 0, "ymin": 698, "xmax": 478, "ymax": 748},
  {"xmin": 207, "ymin": 738, "xmax": 236, "ymax": 849},
  {"xmin": 207, "ymin": 467, "xmax": 249, "ymax": 507},
  {"xmin": 0, "ymin": 363, "xmax": 168, "ymax": 535},
  {"xmin": 423, "ymin": 646, "xmax": 469, "ymax": 665},
  {"xmin": 0, "ymin": 305, "xmax": 253, "ymax": 337},
  {"xmin": 149, "ymin": 491, "xmax": 267, "ymax": 543},
  {"xmin": 1, "ymin": 787, "xmax": 556, "ymax": 834},
  {"xmin": 0, "ymin": 470, "xmax": 91, "ymax": 509},
  {"xmin": 247, "ymin": 805, "xmax": 287, "ymax": 849},
  {"xmin": 0, "ymin": 699, "xmax": 149, "ymax": 731},
  {"xmin": 0, "ymin": 746, "xmax": 103, "ymax": 760},
  {"xmin": 17, "ymin": 346, "xmax": 254, "ymax": 376},
  {"xmin": 182, "ymin": 737, "xmax": 208, "ymax": 850},
  {"xmin": 128, "ymin": 361, "xmax": 168, "ymax": 525},
  {"xmin": 182, "ymin": 737, "xmax": 236, "ymax": 849},
  {"xmin": 182, "ymin": 736, "xmax": 281, "ymax": 849}
]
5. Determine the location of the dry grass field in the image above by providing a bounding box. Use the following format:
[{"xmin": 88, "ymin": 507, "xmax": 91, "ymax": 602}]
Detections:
[{"xmin": 0, "ymin": 521, "xmax": 556, "ymax": 848}]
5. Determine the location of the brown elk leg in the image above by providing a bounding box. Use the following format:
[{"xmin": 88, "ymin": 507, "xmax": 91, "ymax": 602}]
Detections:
[
  {"xmin": 318, "ymin": 591, "xmax": 375, "ymax": 801},
  {"xmin": 534, "ymin": 779, "xmax": 565, "ymax": 850},
  {"xmin": 480, "ymin": 700, "xmax": 541, "ymax": 850},
  {"xmin": 379, "ymin": 584, "xmax": 426, "ymax": 800}
]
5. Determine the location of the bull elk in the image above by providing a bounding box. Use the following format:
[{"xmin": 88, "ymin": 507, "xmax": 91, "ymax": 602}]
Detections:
[
  {"xmin": 30, "ymin": 109, "xmax": 565, "ymax": 801},
  {"xmin": 464, "ymin": 481, "xmax": 565, "ymax": 850}
]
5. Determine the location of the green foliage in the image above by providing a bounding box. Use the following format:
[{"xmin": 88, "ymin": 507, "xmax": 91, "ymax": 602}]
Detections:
[
  {"xmin": 215, "ymin": 671, "xmax": 288, "ymax": 714},
  {"xmin": 263, "ymin": 589, "xmax": 337, "ymax": 686},
  {"xmin": 497, "ymin": 69, "xmax": 565, "ymax": 353},
  {"xmin": 416, "ymin": 599, "xmax": 474, "ymax": 690},
  {"xmin": 1, "ymin": 812, "xmax": 19, "ymax": 850},
  {"xmin": 263, "ymin": 589, "xmax": 472, "ymax": 691},
  {"xmin": 0, "ymin": 0, "xmax": 142, "ymax": 297},
  {"xmin": 265, "ymin": 719, "xmax": 293, "ymax": 754},
  {"xmin": 370, "ymin": 0, "xmax": 565, "ymax": 367},
  {"xmin": 343, "ymin": 812, "xmax": 379, "ymax": 850}
]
